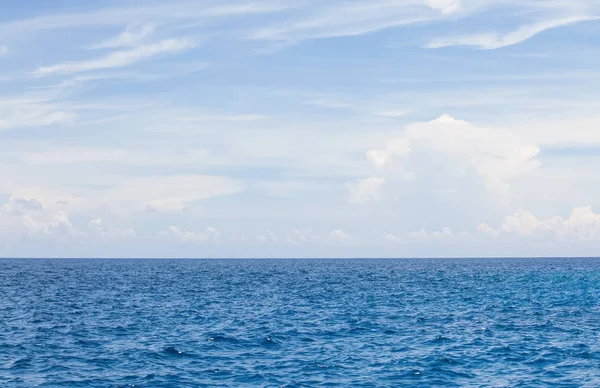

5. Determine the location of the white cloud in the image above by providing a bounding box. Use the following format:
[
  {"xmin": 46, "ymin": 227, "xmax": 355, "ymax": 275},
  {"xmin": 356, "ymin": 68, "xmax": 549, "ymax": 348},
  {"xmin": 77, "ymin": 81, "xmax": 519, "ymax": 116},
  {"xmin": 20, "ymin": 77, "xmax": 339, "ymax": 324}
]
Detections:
[
  {"xmin": 425, "ymin": 0, "xmax": 462, "ymax": 14},
  {"xmin": 426, "ymin": 16, "xmax": 596, "ymax": 49},
  {"xmin": 381, "ymin": 232, "xmax": 402, "ymax": 242},
  {"xmin": 0, "ymin": 106, "xmax": 75, "ymax": 130},
  {"xmin": 256, "ymin": 230, "xmax": 278, "ymax": 244},
  {"xmin": 89, "ymin": 24, "xmax": 156, "ymax": 49},
  {"xmin": 249, "ymin": 0, "xmax": 463, "ymax": 41},
  {"xmin": 409, "ymin": 228, "xmax": 428, "ymax": 240},
  {"xmin": 364, "ymin": 114, "xmax": 540, "ymax": 198},
  {"xmin": 0, "ymin": 197, "xmax": 139, "ymax": 244},
  {"xmin": 476, "ymin": 222, "xmax": 500, "ymax": 237},
  {"xmin": 432, "ymin": 226, "xmax": 454, "ymax": 238},
  {"xmin": 19, "ymin": 148, "xmax": 129, "ymax": 164},
  {"xmin": 6, "ymin": 210, "xmax": 86, "ymax": 240},
  {"xmin": 408, "ymin": 226, "xmax": 469, "ymax": 241},
  {"xmin": 285, "ymin": 229, "xmax": 321, "ymax": 245},
  {"xmin": 0, "ymin": 2, "xmax": 290, "ymax": 34},
  {"xmin": 346, "ymin": 177, "xmax": 384, "ymax": 203},
  {"xmin": 1, "ymin": 197, "xmax": 43, "ymax": 215},
  {"xmin": 88, "ymin": 218, "xmax": 137, "ymax": 240},
  {"xmin": 413, "ymin": 206, "xmax": 600, "ymax": 243},
  {"xmin": 35, "ymin": 38, "xmax": 196, "ymax": 75},
  {"xmin": 176, "ymin": 114, "xmax": 267, "ymax": 122},
  {"xmin": 159, "ymin": 226, "xmax": 221, "ymax": 243},
  {"xmin": 330, "ymin": 229, "xmax": 351, "ymax": 242},
  {"xmin": 489, "ymin": 206, "xmax": 600, "ymax": 241},
  {"xmin": 115, "ymin": 175, "xmax": 243, "ymax": 213},
  {"xmin": 45, "ymin": 211, "xmax": 85, "ymax": 237}
]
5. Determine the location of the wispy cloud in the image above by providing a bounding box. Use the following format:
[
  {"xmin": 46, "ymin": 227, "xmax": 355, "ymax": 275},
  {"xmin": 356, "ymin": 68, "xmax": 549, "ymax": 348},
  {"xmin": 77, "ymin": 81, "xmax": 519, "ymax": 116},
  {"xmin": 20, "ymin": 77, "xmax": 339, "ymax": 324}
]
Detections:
[
  {"xmin": 249, "ymin": 1, "xmax": 454, "ymax": 41},
  {"xmin": 426, "ymin": 16, "xmax": 597, "ymax": 49},
  {"xmin": 89, "ymin": 24, "xmax": 156, "ymax": 49},
  {"xmin": 176, "ymin": 114, "xmax": 267, "ymax": 122},
  {"xmin": 35, "ymin": 38, "xmax": 196, "ymax": 76},
  {"xmin": 0, "ymin": 1, "xmax": 291, "ymax": 34}
]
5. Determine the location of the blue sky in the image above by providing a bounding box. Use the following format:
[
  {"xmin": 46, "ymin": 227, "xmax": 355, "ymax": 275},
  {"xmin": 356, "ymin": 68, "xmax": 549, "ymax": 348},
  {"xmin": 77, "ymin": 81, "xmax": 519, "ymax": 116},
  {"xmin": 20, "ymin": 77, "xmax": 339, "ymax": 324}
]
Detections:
[{"xmin": 2, "ymin": 0, "xmax": 600, "ymax": 257}]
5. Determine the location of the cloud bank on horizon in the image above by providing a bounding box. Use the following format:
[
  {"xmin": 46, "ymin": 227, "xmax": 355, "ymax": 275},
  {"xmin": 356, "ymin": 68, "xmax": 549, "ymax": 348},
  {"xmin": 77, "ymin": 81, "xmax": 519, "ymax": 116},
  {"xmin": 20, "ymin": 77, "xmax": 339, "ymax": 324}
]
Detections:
[{"xmin": 1, "ymin": 0, "xmax": 600, "ymax": 257}]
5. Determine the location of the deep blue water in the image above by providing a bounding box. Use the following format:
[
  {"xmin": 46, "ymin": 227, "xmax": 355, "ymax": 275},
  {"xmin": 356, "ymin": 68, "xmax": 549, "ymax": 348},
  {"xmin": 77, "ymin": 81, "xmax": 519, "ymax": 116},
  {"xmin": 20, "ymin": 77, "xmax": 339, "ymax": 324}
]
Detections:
[{"xmin": 1, "ymin": 258, "xmax": 600, "ymax": 387}]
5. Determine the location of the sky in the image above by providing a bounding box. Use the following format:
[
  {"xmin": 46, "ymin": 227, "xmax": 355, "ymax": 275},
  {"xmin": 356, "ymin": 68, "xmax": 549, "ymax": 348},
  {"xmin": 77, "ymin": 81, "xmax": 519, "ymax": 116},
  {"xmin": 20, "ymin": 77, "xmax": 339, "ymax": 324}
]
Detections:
[{"xmin": 1, "ymin": 0, "xmax": 600, "ymax": 258}]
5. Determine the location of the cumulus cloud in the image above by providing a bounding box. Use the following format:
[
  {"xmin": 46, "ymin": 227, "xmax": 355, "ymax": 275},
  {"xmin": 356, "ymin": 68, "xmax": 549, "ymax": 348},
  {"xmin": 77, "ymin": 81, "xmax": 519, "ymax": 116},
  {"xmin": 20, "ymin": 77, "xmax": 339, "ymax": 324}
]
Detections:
[
  {"xmin": 1, "ymin": 197, "xmax": 43, "ymax": 215},
  {"xmin": 159, "ymin": 226, "xmax": 221, "ymax": 243},
  {"xmin": 346, "ymin": 177, "xmax": 384, "ymax": 203},
  {"xmin": 88, "ymin": 218, "xmax": 137, "ymax": 240},
  {"xmin": 381, "ymin": 232, "xmax": 402, "ymax": 242},
  {"xmin": 0, "ymin": 197, "xmax": 140, "ymax": 245},
  {"xmin": 482, "ymin": 206, "xmax": 600, "ymax": 241},
  {"xmin": 409, "ymin": 226, "xmax": 470, "ymax": 241},
  {"xmin": 285, "ymin": 229, "xmax": 321, "ymax": 246},
  {"xmin": 363, "ymin": 114, "xmax": 540, "ymax": 198},
  {"xmin": 409, "ymin": 206, "xmax": 600, "ymax": 244},
  {"xmin": 256, "ymin": 230, "xmax": 278, "ymax": 244},
  {"xmin": 408, "ymin": 228, "xmax": 429, "ymax": 240},
  {"xmin": 330, "ymin": 229, "xmax": 351, "ymax": 243}
]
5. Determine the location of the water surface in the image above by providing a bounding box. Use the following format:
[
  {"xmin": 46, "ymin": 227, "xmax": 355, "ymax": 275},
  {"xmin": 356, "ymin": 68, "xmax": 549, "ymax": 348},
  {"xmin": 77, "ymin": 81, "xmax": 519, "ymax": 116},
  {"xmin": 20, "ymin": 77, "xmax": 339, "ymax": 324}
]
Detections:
[{"xmin": 1, "ymin": 258, "xmax": 600, "ymax": 387}]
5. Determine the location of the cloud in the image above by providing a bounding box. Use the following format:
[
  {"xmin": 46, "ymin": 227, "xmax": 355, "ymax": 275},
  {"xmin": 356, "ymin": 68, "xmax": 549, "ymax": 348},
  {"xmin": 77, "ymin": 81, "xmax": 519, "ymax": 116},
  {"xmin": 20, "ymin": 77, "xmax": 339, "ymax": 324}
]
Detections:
[
  {"xmin": 426, "ymin": 16, "xmax": 596, "ymax": 49},
  {"xmin": 381, "ymin": 232, "xmax": 402, "ymax": 242},
  {"xmin": 88, "ymin": 218, "xmax": 137, "ymax": 240},
  {"xmin": 35, "ymin": 38, "xmax": 196, "ymax": 75},
  {"xmin": 346, "ymin": 177, "xmax": 384, "ymax": 203},
  {"xmin": 409, "ymin": 206, "xmax": 600, "ymax": 244},
  {"xmin": 408, "ymin": 226, "xmax": 471, "ymax": 242},
  {"xmin": 0, "ymin": 2, "xmax": 290, "ymax": 34},
  {"xmin": 408, "ymin": 228, "xmax": 428, "ymax": 240},
  {"xmin": 330, "ymin": 229, "xmax": 351, "ymax": 243},
  {"xmin": 481, "ymin": 206, "xmax": 600, "ymax": 241},
  {"xmin": 89, "ymin": 24, "xmax": 156, "ymax": 49},
  {"xmin": 0, "ymin": 46, "xmax": 7, "ymax": 54},
  {"xmin": 0, "ymin": 198, "xmax": 136, "ymax": 243},
  {"xmin": 0, "ymin": 108, "xmax": 75, "ymax": 130},
  {"xmin": 364, "ymin": 114, "xmax": 540, "ymax": 198},
  {"xmin": 1, "ymin": 197, "xmax": 43, "ymax": 215},
  {"xmin": 176, "ymin": 114, "xmax": 267, "ymax": 122},
  {"xmin": 159, "ymin": 226, "xmax": 221, "ymax": 243},
  {"xmin": 285, "ymin": 229, "xmax": 321, "ymax": 246},
  {"xmin": 425, "ymin": 0, "xmax": 462, "ymax": 15},
  {"xmin": 249, "ymin": 1, "xmax": 457, "ymax": 41},
  {"xmin": 115, "ymin": 175, "xmax": 244, "ymax": 213},
  {"xmin": 5, "ymin": 211, "xmax": 86, "ymax": 240},
  {"xmin": 256, "ymin": 230, "xmax": 278, "ymax": 244}
]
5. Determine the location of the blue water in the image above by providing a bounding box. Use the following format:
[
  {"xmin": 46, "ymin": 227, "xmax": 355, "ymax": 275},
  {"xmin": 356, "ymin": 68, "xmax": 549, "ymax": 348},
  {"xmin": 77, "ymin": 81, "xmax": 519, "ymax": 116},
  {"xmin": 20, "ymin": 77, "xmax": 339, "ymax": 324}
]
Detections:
[{"xmin": 1, "ymin": 258, "xmax": 600, "ymax": 387}]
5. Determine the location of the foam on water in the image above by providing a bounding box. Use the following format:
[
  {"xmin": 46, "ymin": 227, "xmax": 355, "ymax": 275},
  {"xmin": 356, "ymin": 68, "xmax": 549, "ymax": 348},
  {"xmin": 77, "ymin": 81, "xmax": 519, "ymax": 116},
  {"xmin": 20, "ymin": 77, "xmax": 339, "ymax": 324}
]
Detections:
[{"xmin": 1, "ymin": 258, "xmax": 600, "ymax": 387}]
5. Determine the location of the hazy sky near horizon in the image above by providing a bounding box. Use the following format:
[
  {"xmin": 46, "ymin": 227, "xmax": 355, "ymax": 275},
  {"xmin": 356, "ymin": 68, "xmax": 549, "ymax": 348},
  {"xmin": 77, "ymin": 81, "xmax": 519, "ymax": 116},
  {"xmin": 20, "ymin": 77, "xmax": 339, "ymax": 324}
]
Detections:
[{"xmin": 2, "ymin": 0, "xmax": 600, "ymax": 257}]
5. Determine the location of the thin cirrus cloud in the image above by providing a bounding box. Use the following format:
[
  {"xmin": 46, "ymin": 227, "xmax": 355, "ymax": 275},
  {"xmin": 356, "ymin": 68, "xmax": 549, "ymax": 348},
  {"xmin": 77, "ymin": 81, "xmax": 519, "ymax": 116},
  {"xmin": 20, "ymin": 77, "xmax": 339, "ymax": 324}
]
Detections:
[
  {"xmin": 34, "ymin": 38, "xmax": 196, "ymax": 76},
  {"xmin": 88, "ymin": 24, "xmax": 157, "ymax": 49},
  {"xmin": 248, "ymin": 0, "xmax": 459, "ymax": 41},
  {"xmin": 425, "ymin": 16, "xmax": 598, "ymax": 49},
  {"xmin": 0, "ymin": 1, "xmax": 290, "ymax": 35}
]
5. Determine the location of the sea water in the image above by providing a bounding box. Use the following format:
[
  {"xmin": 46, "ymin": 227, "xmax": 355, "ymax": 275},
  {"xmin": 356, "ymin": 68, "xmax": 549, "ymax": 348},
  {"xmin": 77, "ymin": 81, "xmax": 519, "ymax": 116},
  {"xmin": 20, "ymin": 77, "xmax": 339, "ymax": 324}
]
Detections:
[{"xmin": 1, "ymin": 258, "xmax": 599, "ymax": 387}]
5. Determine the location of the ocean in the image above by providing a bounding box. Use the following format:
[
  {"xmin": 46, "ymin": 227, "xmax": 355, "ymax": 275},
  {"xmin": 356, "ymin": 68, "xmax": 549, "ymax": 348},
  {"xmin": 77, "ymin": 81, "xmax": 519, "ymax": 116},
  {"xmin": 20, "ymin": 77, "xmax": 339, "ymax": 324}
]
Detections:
[{"xmin": 1, "ymin": 258, "xmax": 599, "ymax": 387}]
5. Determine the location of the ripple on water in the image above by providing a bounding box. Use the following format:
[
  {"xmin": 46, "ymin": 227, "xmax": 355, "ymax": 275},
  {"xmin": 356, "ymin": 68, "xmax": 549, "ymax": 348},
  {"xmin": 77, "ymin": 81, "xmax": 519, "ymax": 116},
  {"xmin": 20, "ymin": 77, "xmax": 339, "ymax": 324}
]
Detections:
[{"xmin": 1, "ymin": 258, "xmax": 600, "ymax": 387}]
